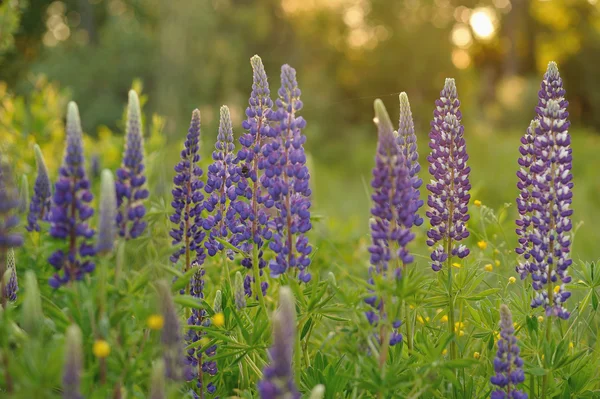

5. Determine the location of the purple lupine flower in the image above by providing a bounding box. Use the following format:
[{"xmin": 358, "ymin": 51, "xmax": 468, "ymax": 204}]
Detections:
[
  {"xmin": 397, "ymin": 92, "xmax": 424, "ymax": 227},
  {"xmin": 515, "ymin": 120, "xmax": 539, "ymax": 280},
  {"xmin": 3, "ymin": 248, "xmax": 18, "ymax": 302},
  {"xmin": 170, "ymin": 109, "xmax": 206, "ymax": 271},
  {"xmin": 365, "ymin": 100, "xmax": 415, "ymax": 346},
  {"xmin": 426, "ymin": 79, "xmax": 471, "ymax": 271},
  {"xmin": 96, "ymin": 170, "xmax": 117, "ymax": 254},
  {"xmin": 185, "ymin": 262, "xmax": 218, "ymax": 396},
  {"xmin": 203, "ymin": 105, "xmax": 236, "ymax": 257},
  {"xmin": 90, "ymin": 154, "xmax": 101, "ymax": 180},
  {"xmin": 48, "ymin": 102, "xmax": 95, "ymax": 289},
  {"xmin": 526, "ymin": 62, "xmax": 572, "ymax": 319},
  {"xmin": 230, "ymin": 55, "xmax": 273, "ymax": 297},
  {"xmin": 257, "ymin": 286, "xmax": 300, "ymax": 399},
  {"xmin": 156, "ymin": 280, "xmax": 192, "ymax": 381},
  {"xmin": 263, "ymin": 64, "xmax": 313, "ymax": 283},
  {"xmin": 490, "ymin": 305, "xmax": 528, "ymax": 399},
  {"xmin": 63, "ymin": 324, "xmax": 84, "ymax": 399},
  {"xmin": 116, "ymin": 90, "xmax": 149, "ymax": 239},
  {"xmin": 27, "ymin": 144, "xmax": 52, "ymax": 232}
]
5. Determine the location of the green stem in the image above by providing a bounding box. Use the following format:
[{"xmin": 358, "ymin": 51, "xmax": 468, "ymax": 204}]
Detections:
[
  {"xmin": 404, "ymin": 300, "xmax": 413, "ymax": 352},
  {"xmin": 252, "ymin": 244, "xmax": 266, "ymax": 311},
  {"xmin": 542, "ymin": 317, "xmax": 552, "ymax": 399}
]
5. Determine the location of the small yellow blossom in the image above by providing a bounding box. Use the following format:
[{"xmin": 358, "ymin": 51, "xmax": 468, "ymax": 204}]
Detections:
[
  {"xmin": 440, "ymin": 315, "xmax": 448, "ymax": 323},
  {"xmin": 455, "ymin": 322, "xmax": 465, "ymax": 329},
  {"xmin": 147, "ymin": 314, "xmax": 165, "ymax": 330},
  {"xmin": 508, "ymin": 276, "xmax": 516, "ymax": 284},
  {"xmin": 436, "ymin": 309, "xmax": 443, "ymax": 314},
  {"xmin": 473, "ymin": 351, "xmax": 480, "ymax": 359},
  {"xmin": 495, "ymin": 260, "xmax": 501, "ymax": 267},
  {"xmin": 474, "ymin": 200, "xmax": 482, "ymax": 207},
  {"xmin": 484, "ymin": 264, "xmax": 493, "ymax": 272},
  {"xmin": 417, "ymin": 315, "xmax": 425, "ymax": 324},
  {"xmin": 477, "ymin": 241, "xmax": 487, "ymax": 250},
  {"xmin": 569, "ymin": 342, "xmax": 574, "ymax": 349},
  {"xmin": 93, "ymin": 340, "xmax": 111, "ymax": 358},
  {"xmin": 494, "ymin": 249, "xmax": 500, "ymax": 255},
  {"xmin": 199, "ymin": 337, "xmax": 210, "ymax": 347},
  {"xmin": 452, "ymin": 262, "xmax": 461, "ymax": 269},
  {"xmin": 458, "ymin": 330, "xmax": 465, "ymax": 337},
  {"xmin": 538, "ymin": 316, "xmax": 544, "ymax": 323},
  {"xmin": 442, "ymin": 349, "xmax": 448, "ymax": 355},
  {"xmin": 513, "ymin": 322, "xmax": 518, "ymax": 328},
  {"xmin": 409, "ymin": 304, "xmax": 415, "ymax": 309},
  {"xmin": 554, "ymin": 285, "xmax": 561, "ymax": 294},
  {"xmin": 212, "ymin": 312, "xmax": 225, "ymax": 327},
  {"xmin": 425, "ymin": 317, "xmax": 430, "ymax": 322}
]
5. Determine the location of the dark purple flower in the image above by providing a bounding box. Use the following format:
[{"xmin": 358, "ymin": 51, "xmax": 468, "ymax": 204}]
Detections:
[
  {"xmin": 365, "ymin": 100, "xmax": 415, "ymax": 346},
  {"xmin": 203, "ymin": 105, "xmax": 236, "ymax": 258},
  {"xmin": 96, "ymin": 170, "xmax": 117, "ymax": 254},
  {"xmin": 263, "ymin": 64, "xmax": 312, "ymax": 283},
  {"xmin": 3, "ymin": 248, "xmax": 18, "ymax": 302},
  {"xmin": 490, "ymin": 305, "xmax": 528, "ymax": 399},
  {"xmin": 524, "ymin": 62, "xmax": 572, "ymax": 319},
  {"xmin": 229, "ymin": 55, "xmax": 273, "ymax": 297},
  {"xmin": 397, "ymin": 92, "xmax": 424, "ymax": 227},
  {"xmin": 63, "ymin": 324, "xmax": 84, "ymax": 399},
  {"xmin": 170, "ymin": 109, "xmax": 206, "ymax": 271},
  {"xmin": 257, "ymin": 287, "xmax": 300, "ymax": 399},
  {"xmin": 426, "ymin": 79, "xmax": 471, "ymax": 271},
  {"xmin": 27, "ymin": 144, "xmax": 52, "ymax": 232},
  {"xmin": 116, "ymin": 90, "xmax": 149, "ymax": 239},
  {"xmin": 48, "ymin": 102, "xmax": 95, "ymax": 288}
]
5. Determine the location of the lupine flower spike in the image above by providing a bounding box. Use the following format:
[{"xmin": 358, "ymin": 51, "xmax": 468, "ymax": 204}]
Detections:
[
  {"xmin": 426, "ymin": 78, "xmax": 471, "ymax": 271},
  {"xmin": 27, "ymin": 144, "xmax": 52, "ymax": 231},
  {"xmin": 2, "ymin": 248, "xmax": 18, "ymax": 302},
  {"xmin": 116, "ymin": 90, "xmax": 149, "ymax": 239},
  {"xmin": 96, "ymin": 170, "xmax": 118, "ymax": 254},
  {"xmin": 264, "ymin": 64, "xmax": 313, "ymax": 283},
  {"xmin": 257, "ymin": 286, "xmax": 300, "ymax": 399},
  {"xmin": 204, "ymin": 105, "xmax": 236, "ymax": 258},
  {"xmin": 231, "ymin": 55, "xmax": 273, "ymax": 298},
  {"xmin": 63, "ymin": 324, "xmax": 84, "ymax": 399},
  {"xmin": 524, "ymin": 62, "xmax": 572, "ymax": 319},
  {"xmin": 48, "ymin": 103, "xmax": 95, "ymax": 288},
  {"xmin": 490, "ymin": 305, "xmax": 527, "ymax": 399},
  {"xmin": 0, "ymin": 154, "xmax": 23, "ymax": 307},
  {"xmin": 397, "ymin": 92, "xmax": 424, "ymax": 227},
  {"xmin": 365, "ymin": 99, "xmax": 415, "ymax": 346},
  {"xmin": 170, "ymin": 109, "xmax": 206, "ymax": 271}
]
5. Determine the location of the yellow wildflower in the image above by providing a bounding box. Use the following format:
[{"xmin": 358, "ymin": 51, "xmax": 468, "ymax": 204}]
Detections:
[
  {"xmin": 147, "ymin": 314, "xmax": 164, "ymax": 330},
  {"xmin": 569, "ymin": 342, "xmax": 574, "ymax": 349},
  {"xmin": 473, "ymin": 351, "xmax": 480, "ymax": 359},
  {"xmin": 508, "ymin": 277, "xmax": 516, "ymax": 284},
  {"xmin": 554, "ymin": 285, "xmax": 561, "ymax": 294},
  {"xmin": 458, "ymin": 330, "xmax": 465, "ymax": 337},
  {"xmin": 538, "ymin": 316, "xmax": 544, "ymax": 323},
  {"xmin": 93, "ymin": 340, "xmax": 111, "ymax": 358},
  {"xmin": 495, "ymin": 260, "xmax": 501, "ymax": 267},
  {"xmin": 440, "ymin": 315, "xmax": 448, "ymax": 323},
  {"xmin": 477, "ymin": 241, "xmax": 487, "ymax": 250},
  {"xmin": 442, "ymin": 349, "xmax": 448, "ymax": 355},
  {"xmin": 212, "ymin": 312, "xmax": 225, "ymax": 327},
  {"xmin": 494, "ymin": 249, "xmax": 500, "ymax": 255},
  {"xmin": 452, "ymin": 262, "xmax": 461, "ymax": 269},
  {"xmin": 474, "ymin": 200, "xmax": 482, "ymax": 207},
  {"xmin": 484, "ymin": 264, "xmax": 493, "ymax": 272},
  {"xmin": 455, "ymin": 321, "xmax": 465, "ymax": 329}
]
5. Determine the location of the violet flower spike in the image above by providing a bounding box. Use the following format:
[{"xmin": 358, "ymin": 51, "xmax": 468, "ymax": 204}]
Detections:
[
  {"xmin": 264, "ymin": 64, "xmax": 313, "ymax": 283},
  {"xmin": 257, "ymin": 287, "xmax": 301, "ymax": 399},
  {"xmin": 527, "ymin": 62, "xmax": 572, "ymax": 319},
  {"xmin": 203, "ymin": 105, "xmax": 236, "ymax": 258},
  {"xmin": 170, "ymin": 109, "xmax": 206, "ymax": 270},
  {"xmin": 63, "ymin": 324, "xmax": 84, "ymax": 399},
  {"xmin": 490, "ymin": 304, "xmax": 528, "ymax": 399},
  {"xmin": 27, "ymin": 144, "xmax": 52, "ymax": 232},
  {"xmin": 365, "ymin": 99, "xmax": 415, "ymax": 346},
  {"xmin": 397, "ymin": 92, "xmax": 424, "ymax": 227},
  {"xmin": 96, "ymin": 170, "xmax": 117, "ymax": 254},
  {"xmin": 230, "ymin": 55, "xmax": 273, "ymax": 298},
  {"xmin": 116, "ymin": 90, "xmax": 149, "ymax": 239},
  {"xmin": 48, "ymin": 102, "xmax": 95, "ymax": 289},
  {"xmin": 426, "ymin": 79, "xmax": 471, "ymax": 271}
]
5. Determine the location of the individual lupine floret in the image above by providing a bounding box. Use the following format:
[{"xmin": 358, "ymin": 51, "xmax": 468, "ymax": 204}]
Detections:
[
  {"xmin": 490, "ymin": 305, "xmax": 528, "ymax": 399},
  {"xmin": 63, "ymin": 324, "xmax": 84, "ymax": 399},
  {"xmin": 116, "ymin": 90, "xmax": 149, "ymax": 239},
  {"xmin": 203, "ymin": 106, "xmax": 236, "ymax": 257},
  {"xmin": 426, "ymin": 79, "xmax": 471, "ymax": 271},
  {"xmin": 397, "ymin": 92, "xmax": 424, "ymax": 227},
  {"xmin": 27, "ymin": 144, "xmax": 52, "ymax": 231},
  {"xmin": 156, "ymin": 280, "xmax": 191, "ymax": 381},
  {"xmin": 365, "ymin": 100, "xmax": 415, "ymax": 347},
  {"xmin": 230, "ymin": 55, "xmax": 273, "ymax": 297},
  {"xmin": 48, "ymin": 103, "xmax": 95, "ymax": 288},
  {"xmin": 515, "ymin": 120, "xmax": 539, "ymax": 279},
  {"xmin": 170, "ymin": 109, "xmax": 206, "ymax": 271},
  {"xmin": 184, "ymin": 263, "xmax": 218, "ymax": 396},
  {"xmin": 96, "ymin": 170, "xmax": 117, "ymax": 254},
  {"xmin": 527, "ymin": 62, "xmax": 573, "ymax": 319},
  {"xmin": 257, "ymin": 287, "xmax": 300, "ymax": 399},
  {"xmin": 2, "ymin": 248, "xmax": 17, "ymax": 302},
  {"xmin": 262, "ymin": 64, "xmax": 313, "ymax": 283}
]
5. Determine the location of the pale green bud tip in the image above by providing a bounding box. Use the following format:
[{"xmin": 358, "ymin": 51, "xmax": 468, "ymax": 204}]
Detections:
[
  {"xmin": 128, "ymin": 90, "xmax": 141, "ymax": 113},
  {"xmin": 22, "ymin": 271, "xmax": 43, "ymax": 333},
  {"xmin": 66, "ymin": 324, "xmax": 83, "ymax": 350},
  {"xmin": 192, "ymin": 108, "xmax": 201, "ymax": 122},
  {"xmin": 399, "ymin": 92, "xmax": 410, "ymax": 108},
  {"xmin": 443, "ymin": 78, "xmax": 457, "ymax": 98},
  {"xmin": 213, "ymin": 290, "xmax": 222, "ymax": 313},
  {"xmin": 149, "ymin": 359, "xmax": 166, "ymax": 399},
  {"xmin": 220, "ymin": 105, "xmax": 230, "ymax": 119},
  {"xmin": 101, "ymin": 169, "xmax": 115, "ymax": 188},
  {"xmin": 373, "ymin": 99, "xmax": 393, "ymax": 131},
  {"xmin": 67, "ymin": 102, "xmax": 81, "ymax": 125},
  {"xmin": 278, "ymin": 286, "xmax": 296, "ymax": 323},
  {"xmin": 308, "ymin": 384, "xmax": 325, "ymax": 399},
  {"xmin": 546, "ymin": 61, "xmax": 559, "ymax": 78},
  {"xmin": 250, "ymin": 54, "xmax": 264, "ymax": 69}
]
